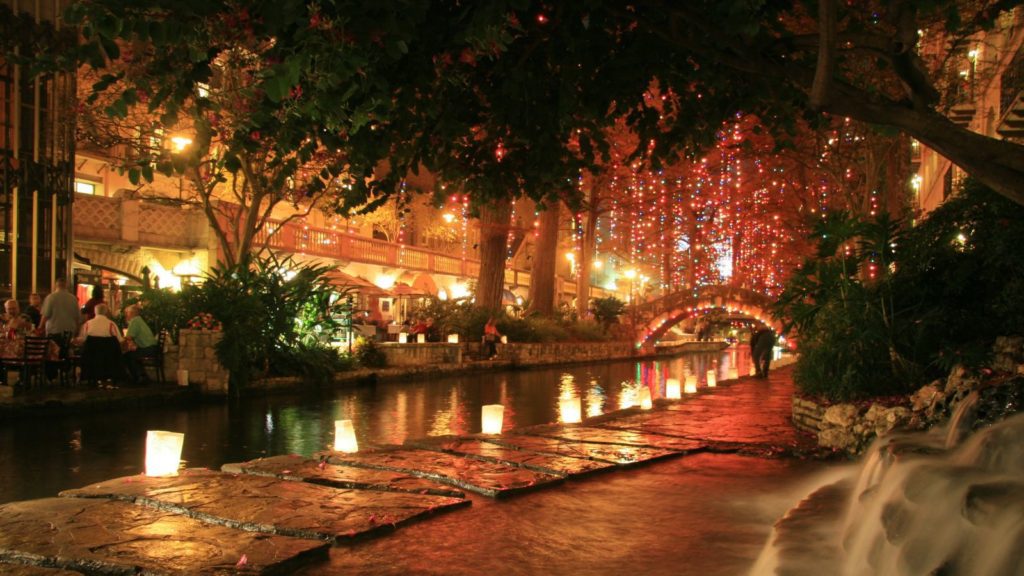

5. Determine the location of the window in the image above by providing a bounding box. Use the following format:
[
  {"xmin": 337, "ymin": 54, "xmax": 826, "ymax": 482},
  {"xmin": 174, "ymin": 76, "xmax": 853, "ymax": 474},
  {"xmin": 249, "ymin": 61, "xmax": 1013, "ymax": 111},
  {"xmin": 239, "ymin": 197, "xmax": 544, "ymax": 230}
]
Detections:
[{"xmin": 74, "ymin": 181, "xmax": 95, "ymax": 195}]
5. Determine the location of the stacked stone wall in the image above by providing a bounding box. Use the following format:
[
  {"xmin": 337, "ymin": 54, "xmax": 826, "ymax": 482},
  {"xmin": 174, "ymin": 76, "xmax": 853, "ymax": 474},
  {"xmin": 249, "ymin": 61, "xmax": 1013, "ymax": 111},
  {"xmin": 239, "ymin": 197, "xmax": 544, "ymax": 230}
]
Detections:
[{"xmin": 177, "ymin": 329, "xmax": 229, "ymax": 396}]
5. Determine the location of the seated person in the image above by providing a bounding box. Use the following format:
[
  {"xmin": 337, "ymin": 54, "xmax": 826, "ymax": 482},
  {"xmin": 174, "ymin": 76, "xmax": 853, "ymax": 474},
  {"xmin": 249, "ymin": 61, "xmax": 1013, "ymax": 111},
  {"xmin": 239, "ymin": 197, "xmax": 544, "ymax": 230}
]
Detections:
[
  {"xmin": 3, "ymin": 299, "xmax": 34, "ymax": 338},
  {"xmin": 123, "ymin": 304, "xmax": 159, "ymax": 385},
  {"xmin": 482, "ymin": 317, "xmax": 502, "ymax": 359},
  {"xmin": 24, "ymin": 293, "xmax": 42, "ymax": 328},
  {"xmin": 76, "ymin": 303, "xmax": 126, "ymax": 385}
]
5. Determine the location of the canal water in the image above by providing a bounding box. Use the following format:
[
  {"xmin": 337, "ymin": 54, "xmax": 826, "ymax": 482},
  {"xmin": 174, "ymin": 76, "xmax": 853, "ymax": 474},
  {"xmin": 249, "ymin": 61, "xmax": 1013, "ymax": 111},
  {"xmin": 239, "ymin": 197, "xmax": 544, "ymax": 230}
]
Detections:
[{"xmin": 0, "ymin": 347, "xmax": 765, "ymax": 504}]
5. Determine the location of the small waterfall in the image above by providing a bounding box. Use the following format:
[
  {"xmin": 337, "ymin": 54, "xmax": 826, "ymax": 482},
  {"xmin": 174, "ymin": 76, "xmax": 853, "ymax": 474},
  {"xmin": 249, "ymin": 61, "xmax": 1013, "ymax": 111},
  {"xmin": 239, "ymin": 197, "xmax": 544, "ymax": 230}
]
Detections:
[
  {"xmin": 944, "ymin": 390, "xmax": 980, "ymax": 449},
  {"xmin": 753, "ymin": 411, "xmax": 1024, "ymax": 575}
]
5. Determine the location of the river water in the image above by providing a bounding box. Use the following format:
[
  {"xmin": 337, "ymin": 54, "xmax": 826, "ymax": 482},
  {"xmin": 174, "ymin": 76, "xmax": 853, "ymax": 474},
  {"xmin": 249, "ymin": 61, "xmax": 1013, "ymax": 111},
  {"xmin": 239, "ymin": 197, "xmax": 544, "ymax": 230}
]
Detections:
[{"xmin": 0, "ymin": 348, "xmax": 768, "ymax": 504}]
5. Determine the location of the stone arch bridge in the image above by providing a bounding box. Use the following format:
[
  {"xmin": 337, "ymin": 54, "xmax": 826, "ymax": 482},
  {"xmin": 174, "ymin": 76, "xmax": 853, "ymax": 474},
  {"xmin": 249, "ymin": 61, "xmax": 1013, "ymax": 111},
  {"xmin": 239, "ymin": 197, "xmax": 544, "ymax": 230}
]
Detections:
[{"xmin": 631, "ymin": 285, "xmax": 782, "ymax": 348}]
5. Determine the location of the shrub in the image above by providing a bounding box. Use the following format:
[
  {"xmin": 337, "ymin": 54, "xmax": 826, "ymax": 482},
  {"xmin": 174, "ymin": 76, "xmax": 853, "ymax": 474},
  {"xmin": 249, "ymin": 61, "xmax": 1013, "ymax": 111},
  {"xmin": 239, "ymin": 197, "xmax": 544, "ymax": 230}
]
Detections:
[
  {"xmin": 186, "ymin": 253, "xmax": 349, "ymax": 394},
  {"xmin": 354, "ymin": 337, "xmax": 387, "ymax": 368},
  {"xmin": 590, "ymin": 296, "xmax": 626, "ymax": 331},
  {"xmin": 777, "ymin": 178, "xmax": 1024, "ymax": 402}
]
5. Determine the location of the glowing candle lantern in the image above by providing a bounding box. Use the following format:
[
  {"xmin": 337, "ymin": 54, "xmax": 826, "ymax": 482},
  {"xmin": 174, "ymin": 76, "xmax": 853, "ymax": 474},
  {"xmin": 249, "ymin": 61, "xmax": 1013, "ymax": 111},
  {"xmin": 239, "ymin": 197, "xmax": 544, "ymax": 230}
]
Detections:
[
  {"xmin": 333, "ymin": 419, "xmax": 358, "ymax": 453},
  {"xmin": 500, "ymin": 335, "xmax": 508, "ymax": 344},
  {"xmin": 560, "ymin": 397, "xmax": 582, "ymax": 424},
  {"xmin": 665, "ymin": 378, "xmax": 681, "ymax": 399},
  {"xmin": 706, "ymin": 369, "xmax": 717, "ymax": 388},
  {"xmin": 398, "ymin": 332, "xmax": 408, "ymax": 343},
  {"xmin": 729, "ymin": 368, "xmax": 739, "ymax": 380},
  {"xmin": 417, "ymin": 333, "xmax": 426, "ymax": 344},
  {"xmin": 482, "ymin": 404, "xmax": 504, "ymax": 434},
  {"xmin": 145, "ymin": 430, "xmax": 184, "ymax": 477},
  {"xmin": 447, "ymin": 333, "xmax": 459, "ymax": 343},
  {"xmin": 639, "ymin": 387, "xmax": 653, "ymax": 410},
  {"xmin": 684, "ymin": 375, "xmax": 698, "ymax": 394}
]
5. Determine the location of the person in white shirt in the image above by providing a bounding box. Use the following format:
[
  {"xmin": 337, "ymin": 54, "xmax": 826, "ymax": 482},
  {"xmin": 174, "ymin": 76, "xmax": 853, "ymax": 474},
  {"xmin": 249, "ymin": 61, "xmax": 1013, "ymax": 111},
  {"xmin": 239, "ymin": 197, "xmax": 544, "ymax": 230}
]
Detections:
[{"xmin": 76, "ymin": 304, "xmax": 123, "ymax": 343}]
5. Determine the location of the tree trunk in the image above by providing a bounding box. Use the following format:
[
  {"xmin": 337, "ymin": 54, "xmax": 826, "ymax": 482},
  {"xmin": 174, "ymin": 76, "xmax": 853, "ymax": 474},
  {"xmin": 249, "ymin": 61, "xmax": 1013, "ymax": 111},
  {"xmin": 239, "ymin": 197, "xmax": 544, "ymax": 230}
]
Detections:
[
  {"xmin": 475, "ymin": 198, "xmax": 512, "ymax": 311},
  {"xmin": 528, "ymin": 200, "xmax": 560, "ymax": 316},
  {"xmin": 576, "ymin": 193, "xmax": 599, "ymax": 319}
]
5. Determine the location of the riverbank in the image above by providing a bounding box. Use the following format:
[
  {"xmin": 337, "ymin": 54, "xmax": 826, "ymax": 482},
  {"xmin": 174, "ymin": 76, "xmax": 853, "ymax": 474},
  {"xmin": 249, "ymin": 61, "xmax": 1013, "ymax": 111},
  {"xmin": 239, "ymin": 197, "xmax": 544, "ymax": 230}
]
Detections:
[{"xmin": 0, "ymin": 340, "xmax": 731, "ymax": 419}]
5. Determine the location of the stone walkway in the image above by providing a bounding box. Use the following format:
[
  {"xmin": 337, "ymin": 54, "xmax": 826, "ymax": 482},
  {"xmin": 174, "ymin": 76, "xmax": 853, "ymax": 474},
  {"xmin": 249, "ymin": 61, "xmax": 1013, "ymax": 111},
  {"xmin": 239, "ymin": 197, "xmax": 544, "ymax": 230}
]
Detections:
[{"xmin": 0, "ymin": 362, "xmax": 811, "ymax": 575}]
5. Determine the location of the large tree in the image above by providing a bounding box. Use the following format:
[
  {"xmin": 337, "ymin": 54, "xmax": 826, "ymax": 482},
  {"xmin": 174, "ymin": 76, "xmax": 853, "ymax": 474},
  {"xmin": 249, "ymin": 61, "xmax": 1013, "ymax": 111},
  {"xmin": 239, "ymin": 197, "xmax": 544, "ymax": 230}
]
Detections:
[{"xmin": 19, "ymin": 0, "xmax": 1024, "ymax": 304}]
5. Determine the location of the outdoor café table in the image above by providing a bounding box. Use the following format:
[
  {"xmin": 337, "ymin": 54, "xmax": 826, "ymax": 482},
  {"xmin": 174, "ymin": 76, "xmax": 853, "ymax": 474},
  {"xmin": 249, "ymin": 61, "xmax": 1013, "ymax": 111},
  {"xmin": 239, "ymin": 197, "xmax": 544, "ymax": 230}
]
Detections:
[{"xmin": 0, "ymin": 336, "xmax": 61, "ymax": 362}]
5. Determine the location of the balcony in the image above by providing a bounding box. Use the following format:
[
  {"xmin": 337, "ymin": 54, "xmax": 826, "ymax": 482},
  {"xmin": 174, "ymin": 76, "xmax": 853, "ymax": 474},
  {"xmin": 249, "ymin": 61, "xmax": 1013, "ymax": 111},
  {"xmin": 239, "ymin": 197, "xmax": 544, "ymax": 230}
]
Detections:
[
  {"xmin": 73, "ymin": 194, "xmax": 531, "ymax": 281},
  {"xmin": 73, "ymin": 194, "xmax": 207, "ymax": 249}
]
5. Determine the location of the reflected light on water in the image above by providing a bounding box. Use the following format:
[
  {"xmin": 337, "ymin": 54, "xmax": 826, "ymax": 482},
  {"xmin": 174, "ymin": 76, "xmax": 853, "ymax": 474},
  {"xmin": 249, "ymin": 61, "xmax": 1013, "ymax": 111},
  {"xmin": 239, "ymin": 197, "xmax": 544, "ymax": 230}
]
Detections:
[
  {"xmin": 586, "ymin": 379, "xmax": 605, "ymax": 417},
  {"xmin": 559, "ymin": 397, "xmax": 582, "ymax": 424},
  {"xmin": 619, "ymin": 380, "xmax": 640, "ymax": 409},
  {"xmin": 0, "ymin": 347, "xmax": 771, "ymax": 505}
]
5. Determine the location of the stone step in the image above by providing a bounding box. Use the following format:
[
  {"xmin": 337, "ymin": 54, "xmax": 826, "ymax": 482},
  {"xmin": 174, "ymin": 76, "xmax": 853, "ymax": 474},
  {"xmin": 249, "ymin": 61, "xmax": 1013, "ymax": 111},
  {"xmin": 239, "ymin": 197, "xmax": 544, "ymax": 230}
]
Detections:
[
  {"xmin": 60, "ymin": 468, "xmax": 468, "ymax": 543},
  {"xmin": 406, "ymin": 436, "xmax": 616, "ymax": 477},
  {"xmin": 221, "ymin": 454, "xmax": 466, "ymax": 498},
  {"xmin": 320, "ymin": 446, "xmax": 564, "ymax": 498},
  {"xmin": 519, "ymin": 424, "xmax": 706, "ymax": 452},
  {"xmin": 0, "ymin": 497, "xmax": 329, "ymax": 575},
  {"xmin": 481, "ymin": 433, "xmax": 680, "ymax": 465}
]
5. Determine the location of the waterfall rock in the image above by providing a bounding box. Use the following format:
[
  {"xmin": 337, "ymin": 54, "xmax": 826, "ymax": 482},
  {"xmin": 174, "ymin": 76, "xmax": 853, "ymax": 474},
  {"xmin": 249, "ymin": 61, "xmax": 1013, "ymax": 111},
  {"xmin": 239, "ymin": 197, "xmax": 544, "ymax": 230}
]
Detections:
[
  {"xmin": 909, "ymin": 382, "xmax": 942, "ymax": 413},
  {"xmin": 818, "ymin": 427, "xmax": 860, "ymax": 451},
  {"xmin": 822, "ymin": 404, "xmax": 860, "ymax": 428},
  {"xmin": 945, "ymin": 366, "xmax": 980, "ymax": 400}
]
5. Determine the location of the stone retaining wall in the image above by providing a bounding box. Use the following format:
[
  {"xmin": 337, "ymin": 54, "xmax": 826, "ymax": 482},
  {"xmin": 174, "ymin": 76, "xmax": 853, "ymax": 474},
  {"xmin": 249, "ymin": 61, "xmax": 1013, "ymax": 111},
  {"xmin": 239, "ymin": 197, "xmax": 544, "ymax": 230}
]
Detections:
[
  {"xmin": 379, "ymin": 343, "xmax": 463, "ymax": 366},
  {"xmin": 791, "ymin": 396, "xmax": 826, "ymax": 433},
  {"xmin": 500, "ymin": 341, "xmax": 635, "ymax": 365},
  {"xmin": 177, "ymin": 329, "xmax": 229, "ymax": 396}
]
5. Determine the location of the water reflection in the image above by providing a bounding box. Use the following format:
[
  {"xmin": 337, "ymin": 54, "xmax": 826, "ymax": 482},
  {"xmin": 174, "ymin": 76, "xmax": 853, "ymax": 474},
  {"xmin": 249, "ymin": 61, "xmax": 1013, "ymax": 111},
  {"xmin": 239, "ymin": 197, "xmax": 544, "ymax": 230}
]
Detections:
[{"xmin": 0, "ymin": 346, "xmax": 759, "ymax": 504}]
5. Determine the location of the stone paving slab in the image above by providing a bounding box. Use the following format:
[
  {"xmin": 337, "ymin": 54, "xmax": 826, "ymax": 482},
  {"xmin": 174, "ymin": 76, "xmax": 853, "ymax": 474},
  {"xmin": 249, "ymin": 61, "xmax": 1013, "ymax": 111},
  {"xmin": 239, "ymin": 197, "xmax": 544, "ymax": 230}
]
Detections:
[
  {"xmin": 520, "ymin": 424, "xmax": 708, "ymax": 452},
  {"xmin": 480, "ymin": 434, "xmax": 681, "ymax": 466},
  {"xmin": 60, "ymin": 468, "xmax": 469, "ymax": 543},
  {"xmin": 0, "ymin": 497, "xmax": 328, "ymax": 575},
  {"xmin": 406, "ymin": 436, "xmax": 615, "ymax": 477},
  {"xmin": 221, "ymin": 454, "xmax": 465, "ymax": 498},
  {"xmin": 320, "ymin": 447, "xmax": 564, "ymax": 498}
]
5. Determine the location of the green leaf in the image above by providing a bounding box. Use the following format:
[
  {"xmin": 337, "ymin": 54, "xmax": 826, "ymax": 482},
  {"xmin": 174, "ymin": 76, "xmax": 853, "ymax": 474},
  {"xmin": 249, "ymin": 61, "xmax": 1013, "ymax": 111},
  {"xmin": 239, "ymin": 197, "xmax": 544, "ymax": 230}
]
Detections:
[{"xmin": 128, "ymin": 168, "xmax": 141, "ymax": 185}]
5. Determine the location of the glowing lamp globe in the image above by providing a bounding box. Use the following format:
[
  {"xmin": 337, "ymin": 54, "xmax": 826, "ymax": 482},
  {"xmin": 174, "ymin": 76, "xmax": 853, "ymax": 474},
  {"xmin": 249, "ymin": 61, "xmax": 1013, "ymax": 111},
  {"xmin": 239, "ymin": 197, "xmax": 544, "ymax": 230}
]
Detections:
[
  {"xmin": 145, "ymin": 430, "xmax": 184, "ymax": 477},
  {"xmin": 684, "ymin": 375, "xmax": 698, "ymax": 394},
  {"xmin": 333, "ymin": 419, "xmax": 359, "ymax": 453},
  {"xmin": 398, "ymin": 332, "xmax": 408, "ymax": 343},
  {"xmin": 665, "ymin": 378, "xmax": 681, "ymax": 399},
  {"xmin": 560, "ymin": 397, "xmax": 582, "ymax": 424},
  {"xmin": 447, "ymin": 333, "xmax": 459, "ymax": 344},
  {"xmin": 706, "ymin": 369, "xmax": 717, "ymax": 388},
  {"xmin": 500, "ymin": 335, "xmax": 508, "ymax": 344},
  {"xmin": 639, "ymin": 387, "xmax": 653, "ymax": 410},
  {"xmin": 417, "ymin": 333, "xmax": 426, "ymax": 343},
  {"xmin": 482, "ymin": 404, "xmax": 504, "ymax": 434}
]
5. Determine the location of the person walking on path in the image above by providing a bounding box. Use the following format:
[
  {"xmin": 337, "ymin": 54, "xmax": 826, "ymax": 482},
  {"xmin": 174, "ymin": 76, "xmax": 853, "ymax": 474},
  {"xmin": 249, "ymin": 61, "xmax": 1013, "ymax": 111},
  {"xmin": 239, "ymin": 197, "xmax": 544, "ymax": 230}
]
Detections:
[{"xmin": 750, "ymin": 327, "xmax": 776, "ymax": 378}]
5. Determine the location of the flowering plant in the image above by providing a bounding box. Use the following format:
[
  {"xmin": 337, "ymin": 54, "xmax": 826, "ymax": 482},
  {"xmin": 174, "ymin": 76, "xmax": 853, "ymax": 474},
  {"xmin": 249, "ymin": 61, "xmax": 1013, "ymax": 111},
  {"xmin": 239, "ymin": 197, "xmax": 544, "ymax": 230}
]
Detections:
[{"xmin": 187, "ymin": 312, "xmax": 222, "ymax": 331}]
